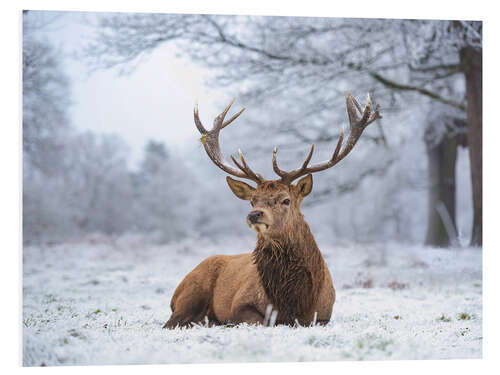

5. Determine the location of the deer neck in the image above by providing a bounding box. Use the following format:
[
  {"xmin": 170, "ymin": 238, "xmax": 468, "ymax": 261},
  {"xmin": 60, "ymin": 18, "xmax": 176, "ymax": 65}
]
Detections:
[{"xmin": 252, "ymin": 220, "xmax": 325, "ymax": 324}]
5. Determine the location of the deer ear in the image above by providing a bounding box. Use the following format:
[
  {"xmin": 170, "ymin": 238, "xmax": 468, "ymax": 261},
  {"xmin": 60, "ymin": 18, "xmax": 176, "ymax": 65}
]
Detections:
[
  {"xmin": 296, "ymin": 174, "xmax": 313, "ymax": 197},
  {"xmin": 226, "ymin": 176, "xmax": 255, "ymax": 200}
]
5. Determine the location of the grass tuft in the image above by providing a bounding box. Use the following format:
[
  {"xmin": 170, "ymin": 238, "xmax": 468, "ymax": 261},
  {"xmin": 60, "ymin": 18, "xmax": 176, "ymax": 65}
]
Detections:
[
  {"xmin": 438, "ymin": 314, "xmax": 451, "ymax": 322},
  {"xmin": 459, "ymin": 313, "xmax": 472, "ymax": 321}
]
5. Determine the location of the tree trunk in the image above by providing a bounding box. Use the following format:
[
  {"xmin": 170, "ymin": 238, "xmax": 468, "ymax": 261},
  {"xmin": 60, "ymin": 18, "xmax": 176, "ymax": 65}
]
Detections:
[
  {"xmin": 460, "ymin": 46, "xmax": 482, "ymax": 246},
  {"xmin": 425, "ymin": 133, "xmax": 458, "ymax": 247}
]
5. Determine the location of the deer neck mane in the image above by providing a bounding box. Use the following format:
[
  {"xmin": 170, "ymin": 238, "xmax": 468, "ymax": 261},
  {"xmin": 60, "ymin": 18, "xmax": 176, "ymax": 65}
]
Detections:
[{"xmin": 252, "ymin": 220, "xmax": 325, "ymax": 325}]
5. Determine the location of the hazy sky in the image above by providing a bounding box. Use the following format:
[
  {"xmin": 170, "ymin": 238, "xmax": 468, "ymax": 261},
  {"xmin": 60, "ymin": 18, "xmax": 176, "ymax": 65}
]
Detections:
[{"xmin": 28, "ymin": 10, "xmax": 228, "ymax": 166}]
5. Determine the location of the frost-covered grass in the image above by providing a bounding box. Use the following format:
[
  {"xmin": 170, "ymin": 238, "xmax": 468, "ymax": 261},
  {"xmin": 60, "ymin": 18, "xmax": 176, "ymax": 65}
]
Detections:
[{"xmin": 22, "ymin": 235, "xmax": 482, "ymax": 366}]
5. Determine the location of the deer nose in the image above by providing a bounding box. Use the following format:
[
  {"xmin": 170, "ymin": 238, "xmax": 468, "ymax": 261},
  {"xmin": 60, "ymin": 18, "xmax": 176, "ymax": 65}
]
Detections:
[{"xmin": 247, "ymin": 210, "xmax": 263, "ymax": 224}]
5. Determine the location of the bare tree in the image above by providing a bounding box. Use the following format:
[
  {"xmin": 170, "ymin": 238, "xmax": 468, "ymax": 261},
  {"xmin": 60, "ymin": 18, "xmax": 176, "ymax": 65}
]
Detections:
[
  {"xmin": 61, "ymin": 132, "xmax": 135, "ymax": 236},
  {"xmin": 23, "ymin": 12, "xmax": 137, "ymax": 243},
  {"xmin": 132, "ymin": 140, "xmax": 199, "ymax": 242},
  {"xmin": 23, "ymin": 12, "xmax": 74, "ymax": 243},
  {"xmin": 459, "ymin": 45, "xmax": 482, "ymax": 246},
  {"xmin": 401, "ymin": 20, "xmax": 481, "ymax": 246},
  {"xmin": 424, "ymin": 110, "xmax": 466, "ymax": 246},
  {"xmin": 23, "ymin": 16, "xmax": 72, "ymax": 176},
  {"xmin": 24, "ymin": 11, "xmax": 209, "ymax": 245}
]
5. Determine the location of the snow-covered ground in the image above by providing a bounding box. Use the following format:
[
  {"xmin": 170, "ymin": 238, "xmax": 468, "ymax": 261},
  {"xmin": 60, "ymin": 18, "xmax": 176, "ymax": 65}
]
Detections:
[{"xmin": 22, "ymin": 235, "xmax": 482, "ymax": 366}]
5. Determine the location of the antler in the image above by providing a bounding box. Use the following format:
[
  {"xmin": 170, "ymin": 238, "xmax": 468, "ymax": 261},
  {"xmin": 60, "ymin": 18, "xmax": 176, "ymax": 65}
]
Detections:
[
  {"xmin": 272, "ymin": 92, "xmax": 382, "ymax": 184},
  {"xmin": 194, "ymin": 99, "xmax": 264, "ymax": 184}
]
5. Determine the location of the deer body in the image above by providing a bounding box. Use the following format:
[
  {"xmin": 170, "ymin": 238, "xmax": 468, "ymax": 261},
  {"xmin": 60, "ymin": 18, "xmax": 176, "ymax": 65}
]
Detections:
[
  {"xmin": 166, "ymin": 252, "xmax": 335, "ymax": 327},
  {"xmin": 163, "ymin": 93, "xmax": 381, "ymax": 328},
  {"xmin": 165, "ymin": 181, "xmax": 335, "ymax": 328}
]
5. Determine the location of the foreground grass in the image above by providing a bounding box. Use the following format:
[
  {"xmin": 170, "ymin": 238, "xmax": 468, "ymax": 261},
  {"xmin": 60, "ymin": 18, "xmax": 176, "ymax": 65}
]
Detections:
[{"xmin": 22, "ymin": 237, "xmax": 482, "ymax": 365}]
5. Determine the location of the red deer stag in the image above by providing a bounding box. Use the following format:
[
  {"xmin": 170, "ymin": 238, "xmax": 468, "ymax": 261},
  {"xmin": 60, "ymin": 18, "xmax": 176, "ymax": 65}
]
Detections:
[{"xmin": 163, "ymin": 92, "xmax": 381, "ymax": 328}]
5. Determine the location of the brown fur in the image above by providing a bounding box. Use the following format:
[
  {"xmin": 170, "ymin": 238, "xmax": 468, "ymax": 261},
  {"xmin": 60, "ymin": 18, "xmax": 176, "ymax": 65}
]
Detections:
[{"xmin": 163, "ymin": 176, "xmax": 335, "ymax": 328}]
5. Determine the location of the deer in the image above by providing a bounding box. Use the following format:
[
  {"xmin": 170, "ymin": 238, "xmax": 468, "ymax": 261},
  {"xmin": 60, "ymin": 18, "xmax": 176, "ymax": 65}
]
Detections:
[{"xmin": 163, "ymin": 92, "xmax": 381, "ymax": 329}]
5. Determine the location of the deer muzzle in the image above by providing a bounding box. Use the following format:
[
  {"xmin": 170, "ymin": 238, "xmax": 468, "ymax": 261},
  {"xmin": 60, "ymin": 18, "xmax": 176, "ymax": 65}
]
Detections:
[
  {"xmin": 247, "ymin": 210, "xmax": 263, "ymax": 224},
  {"xmin": 247, "ymin": 210, "xmax": 271, "ymax": 233}
]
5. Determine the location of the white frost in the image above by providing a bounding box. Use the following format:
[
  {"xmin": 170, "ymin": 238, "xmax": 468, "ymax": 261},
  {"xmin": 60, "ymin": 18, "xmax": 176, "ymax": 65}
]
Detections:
[{"xmin": 23, "ymin": 236, "xmax": 482, "ymax": 366}]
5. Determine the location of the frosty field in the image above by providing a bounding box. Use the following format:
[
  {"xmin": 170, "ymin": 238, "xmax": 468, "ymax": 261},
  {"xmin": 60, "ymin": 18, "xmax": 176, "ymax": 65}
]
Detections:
[{"xmin": 22, "ymin": 236, "xmax": 482, "ymax": 366}]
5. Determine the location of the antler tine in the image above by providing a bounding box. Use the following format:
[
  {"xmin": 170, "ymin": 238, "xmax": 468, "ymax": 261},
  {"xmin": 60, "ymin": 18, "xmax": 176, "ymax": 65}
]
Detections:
[
  {"xmin": 230, "ymin": 149, "xmax": 264, "ymax": 183},
  {"xmin": 301, "ymin": 144, "xmax": 315, "ymax": 170},
  {"xmin": 194, "ymin": 102, "xmax": 208, "ymax": 135},
  {"xmin": 222, "ymin": 107, "xmax": 246, "ymax": 129},
  {"xmin": 350, "ymin": 94, "xmax": 364, "ymax": 115},
  {"xmin": 334, "ymin": 92, "xmax": 378, "ymax": 161},
  {"xmin": 330, "ymin": 127, "xmax": 345, "ymax": 163},
  {"xmin": 194, "ymin": 100, "xmax": 263, "ymax": 184},
  {"xmin": 347, "ymin": 92, "xmax": 382, "ymax": 128},
  {"xmin": 358, "ymin": 93, "xmax": 372, "ymax": 126},
  {"xmin": 212, "ymin": 98, "xmax": 235, "ymax": 131},
  {"xmin": 364, "ymin": 103, "xmax": 382, "ymax": 126},
  {"xmin": 344, "ymin": 91, "xmax": 369, "ymax": 129},
  {"xmin": 272, "ymin": 147, "xmax": 287, "ymax": 178},
  {"xmin": 293, "ymin": 128, "xmax": 345, "ymax": 176},
  {"xmin": 273, "ymin": 144, "xmax": 318, "ymax": 183},
  {"xmin": 272, "ymin": 92, "xmax": 381, "ymax": 183}
]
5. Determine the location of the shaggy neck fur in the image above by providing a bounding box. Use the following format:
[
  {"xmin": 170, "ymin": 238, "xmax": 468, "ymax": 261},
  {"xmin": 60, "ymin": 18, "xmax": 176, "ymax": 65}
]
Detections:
[{"xmin": 252, "ymin": 219, "xmax": 325, "ymax": 325}]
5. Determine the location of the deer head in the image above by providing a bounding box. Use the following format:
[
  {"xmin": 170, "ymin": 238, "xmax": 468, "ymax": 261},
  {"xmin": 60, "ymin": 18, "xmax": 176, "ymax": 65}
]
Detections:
[{"xmin": 194, "ymin": 93, "xmax": 381, "ymax": 239}]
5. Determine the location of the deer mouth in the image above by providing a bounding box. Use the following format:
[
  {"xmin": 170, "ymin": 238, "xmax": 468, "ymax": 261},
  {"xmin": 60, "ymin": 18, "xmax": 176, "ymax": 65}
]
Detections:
[{"xmin": 249, "ymin": 222, "xmax": 269, "ymax": 233}]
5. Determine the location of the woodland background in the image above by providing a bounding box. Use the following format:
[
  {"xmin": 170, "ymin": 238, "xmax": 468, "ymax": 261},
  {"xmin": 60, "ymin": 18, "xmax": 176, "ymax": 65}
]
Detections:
[{"xmin": 23, "ymin": 12, "xmax": 482, "ymax": 248}]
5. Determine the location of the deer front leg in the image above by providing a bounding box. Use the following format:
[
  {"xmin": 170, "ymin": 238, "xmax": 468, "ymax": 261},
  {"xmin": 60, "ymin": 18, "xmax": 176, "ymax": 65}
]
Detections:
[
  {"xmin": 227, "ymin": 283, "xmax": 273, "ymax": 326},
  {"xmin": 229, "ymin": 303, "xmax": 265, "ymax": 325}
]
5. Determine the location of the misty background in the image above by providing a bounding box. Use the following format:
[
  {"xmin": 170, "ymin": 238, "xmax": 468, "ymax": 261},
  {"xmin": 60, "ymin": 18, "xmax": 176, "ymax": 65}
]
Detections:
[{"xmin": 22, "ymin": 10, "xmax": 482, "ymax": 248}]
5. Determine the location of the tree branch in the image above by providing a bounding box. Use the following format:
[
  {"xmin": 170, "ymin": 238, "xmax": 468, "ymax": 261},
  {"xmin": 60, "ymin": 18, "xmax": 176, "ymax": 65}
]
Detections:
[{"xmin": 368, "ymin": 71, "xmax": 466, "ymax": 111}]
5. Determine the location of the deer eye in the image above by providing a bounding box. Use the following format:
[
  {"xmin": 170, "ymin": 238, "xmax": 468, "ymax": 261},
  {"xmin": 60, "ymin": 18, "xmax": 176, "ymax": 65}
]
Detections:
[{"xmin": 282, "ymin": 199, "xmax": 290, "ymax": 206}]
